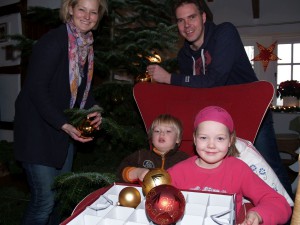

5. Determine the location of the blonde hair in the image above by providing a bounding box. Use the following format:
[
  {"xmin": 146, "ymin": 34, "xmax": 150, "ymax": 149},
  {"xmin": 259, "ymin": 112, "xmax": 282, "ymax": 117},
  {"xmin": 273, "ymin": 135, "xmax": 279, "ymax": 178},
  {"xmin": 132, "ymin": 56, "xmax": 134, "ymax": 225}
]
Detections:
[
  {"xmin": 60, "ymin": 0, "xmax": 108, "ymax": 28},
  {"xmin": 227, "ymin": 131, "xmax": 239, "ymax": 157},
  {"xmin": 148, "ymin": 114, "xmax": 183, "ymax": 144}
]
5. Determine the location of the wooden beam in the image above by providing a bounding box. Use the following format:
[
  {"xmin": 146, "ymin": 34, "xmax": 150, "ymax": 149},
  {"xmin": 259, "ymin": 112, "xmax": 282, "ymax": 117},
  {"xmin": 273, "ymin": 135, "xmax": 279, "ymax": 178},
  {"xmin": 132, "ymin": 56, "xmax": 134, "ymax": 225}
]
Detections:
[
  {"xmin": 0, "ymin": 65, "xmax": 21, "ymax": 74},
  {"xmin": 0, "ymin": 121, "xmax": 14, "ymax": 130},
  {"xmin": 0, "ymin": 2, "xmax": 23, "ymax": 17},
  {"xmin": 252, "ymin": 0, "xmax": 260, "ymax": 19}
]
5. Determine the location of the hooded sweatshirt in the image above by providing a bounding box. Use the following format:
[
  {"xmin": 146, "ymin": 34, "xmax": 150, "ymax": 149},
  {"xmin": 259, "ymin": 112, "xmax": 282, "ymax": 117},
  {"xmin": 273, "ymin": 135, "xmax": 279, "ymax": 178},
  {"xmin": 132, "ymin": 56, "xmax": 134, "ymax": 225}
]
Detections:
[
  {"xmin": 117, "ymin": 146, "xmax": 189, "ymax": 183},
  {"xmin": 171, "ymin": 21, "xmax": 258, "ymax": 88}
]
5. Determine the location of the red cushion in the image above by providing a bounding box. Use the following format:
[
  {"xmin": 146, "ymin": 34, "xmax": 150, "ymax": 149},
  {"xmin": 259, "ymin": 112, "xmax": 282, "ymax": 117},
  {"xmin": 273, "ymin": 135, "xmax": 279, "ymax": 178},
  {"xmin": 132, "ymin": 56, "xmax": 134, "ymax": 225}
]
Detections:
[{"xmin": 133, "ymin": 81, "xmax": 274, "ymax": 156}]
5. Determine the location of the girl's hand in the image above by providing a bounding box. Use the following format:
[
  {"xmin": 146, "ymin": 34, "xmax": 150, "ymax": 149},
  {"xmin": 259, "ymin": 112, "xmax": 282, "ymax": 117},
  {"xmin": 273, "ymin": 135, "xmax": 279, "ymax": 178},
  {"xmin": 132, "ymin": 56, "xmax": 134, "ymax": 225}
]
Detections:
[
  {"xmin": 87, "ymin": 111, "xmax": 102, "ymax": 130},
  {"xmin": 238, "ymin": 211, "xmax": 262, "ymax": 225}
]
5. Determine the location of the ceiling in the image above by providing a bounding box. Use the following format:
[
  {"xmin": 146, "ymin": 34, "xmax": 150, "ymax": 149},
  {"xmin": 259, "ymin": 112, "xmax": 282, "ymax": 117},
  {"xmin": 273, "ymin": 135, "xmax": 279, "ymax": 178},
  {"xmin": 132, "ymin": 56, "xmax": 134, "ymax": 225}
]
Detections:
[{"xmin": 204, "ymin": 0, "xmax": 260, "ymax": 21}]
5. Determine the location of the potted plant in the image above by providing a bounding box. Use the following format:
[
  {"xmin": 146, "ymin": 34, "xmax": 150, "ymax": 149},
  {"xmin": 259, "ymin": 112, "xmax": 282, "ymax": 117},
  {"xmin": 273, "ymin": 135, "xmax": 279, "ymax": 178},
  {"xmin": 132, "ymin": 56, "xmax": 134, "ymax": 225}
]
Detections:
[{"xmin": 277, "ymin": 80, "xmax": 300, "ymax": 106}]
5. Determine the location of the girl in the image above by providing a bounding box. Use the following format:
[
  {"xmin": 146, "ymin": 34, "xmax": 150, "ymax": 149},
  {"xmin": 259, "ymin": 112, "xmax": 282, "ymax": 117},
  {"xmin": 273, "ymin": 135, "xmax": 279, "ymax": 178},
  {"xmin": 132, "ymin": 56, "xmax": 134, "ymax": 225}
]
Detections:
[{"xmin": 167, "ymin": 106, "xmax": 291, "ymax": 225}]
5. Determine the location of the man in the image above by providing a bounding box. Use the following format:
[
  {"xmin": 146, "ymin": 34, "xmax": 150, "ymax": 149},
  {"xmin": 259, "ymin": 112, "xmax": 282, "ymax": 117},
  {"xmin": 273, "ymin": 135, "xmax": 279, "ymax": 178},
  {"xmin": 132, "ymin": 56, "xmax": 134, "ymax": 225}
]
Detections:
[{"xmin": 147, "ymin": 0, "xmax": 293, "ymax": 198}]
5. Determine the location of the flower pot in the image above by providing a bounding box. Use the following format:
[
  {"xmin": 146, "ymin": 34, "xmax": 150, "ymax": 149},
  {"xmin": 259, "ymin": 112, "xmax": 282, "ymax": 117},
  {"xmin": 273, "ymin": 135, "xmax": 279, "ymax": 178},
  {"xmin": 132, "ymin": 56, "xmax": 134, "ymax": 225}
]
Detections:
[{"xmin": 283, "ymin": 96, "xmax": 299, "ymax": 107}]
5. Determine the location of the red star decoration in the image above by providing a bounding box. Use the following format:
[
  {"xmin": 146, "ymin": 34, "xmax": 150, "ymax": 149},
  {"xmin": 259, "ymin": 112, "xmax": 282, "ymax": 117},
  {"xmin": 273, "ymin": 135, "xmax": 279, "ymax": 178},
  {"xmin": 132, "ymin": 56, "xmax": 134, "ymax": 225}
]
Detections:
[{"xmin": 251, "ymin": 41, "xmax": 280, "ymax": 71}]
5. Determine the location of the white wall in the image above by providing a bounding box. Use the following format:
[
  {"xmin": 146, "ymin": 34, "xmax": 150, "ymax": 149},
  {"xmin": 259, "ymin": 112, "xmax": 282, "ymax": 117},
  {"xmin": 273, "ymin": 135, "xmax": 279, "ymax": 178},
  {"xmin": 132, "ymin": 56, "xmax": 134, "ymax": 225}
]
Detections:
[
  {"xmin": 0, "ymin": 7, "xmax": 22, "ymax": 141},
  {"xmin": 208, "ymin": 0, "xmax": 300, "ymax": 29},
  {"xmin": 27, "ymin": 0, "xmax": 61, "ymax": 9},
  {"xmin": 0, "ymin": 1, "xmax": 61, "ymax": 141},
  {"xmin": 0, "ymin": 13, "xmax": 22, "ymax": 67},
  {"xmin": 273, "ymin": 112, "xmax": 299, "ymax": 134},
  {"xmin": 0, "ymin": 0, "xmax": 18, "ymax": 7},
  {"xmin": 207, "ymin": 0, "xmax": 300, "ymax": 91}
]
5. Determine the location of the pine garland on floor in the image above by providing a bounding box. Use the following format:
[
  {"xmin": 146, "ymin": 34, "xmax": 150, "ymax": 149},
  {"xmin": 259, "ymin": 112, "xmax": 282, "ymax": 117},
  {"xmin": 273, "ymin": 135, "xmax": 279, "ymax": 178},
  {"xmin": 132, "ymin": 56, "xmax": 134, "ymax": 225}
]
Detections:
[{"xmin": 54, "ymin": 172, "xmax": 116, "ymax": 221}]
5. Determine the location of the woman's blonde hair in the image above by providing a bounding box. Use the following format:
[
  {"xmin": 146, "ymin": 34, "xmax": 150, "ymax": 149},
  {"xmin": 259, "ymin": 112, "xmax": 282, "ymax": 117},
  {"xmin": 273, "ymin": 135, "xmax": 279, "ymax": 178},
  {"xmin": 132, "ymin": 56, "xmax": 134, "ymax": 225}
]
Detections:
[
  {"xmin": 148, "ymin": 114, "xmax": 183, "ymax": 144},
  {"xmin": 60, "ymin": 0, "xmax": 108, "ymax": 28}
]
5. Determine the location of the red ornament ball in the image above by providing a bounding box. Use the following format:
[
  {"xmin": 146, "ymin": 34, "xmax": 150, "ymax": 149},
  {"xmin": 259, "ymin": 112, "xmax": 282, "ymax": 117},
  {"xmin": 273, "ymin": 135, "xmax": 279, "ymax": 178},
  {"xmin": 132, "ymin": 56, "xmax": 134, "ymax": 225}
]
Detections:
[{"xmin": 145, "ymin": 184, "xmax": 186, "ymax": 225}]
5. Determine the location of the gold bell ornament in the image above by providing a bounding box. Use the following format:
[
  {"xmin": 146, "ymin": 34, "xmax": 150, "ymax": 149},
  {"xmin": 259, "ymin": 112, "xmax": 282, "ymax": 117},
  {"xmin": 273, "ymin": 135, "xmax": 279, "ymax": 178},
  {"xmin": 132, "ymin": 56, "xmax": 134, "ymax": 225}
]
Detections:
[
  {"xmin": 118, "ymin": 186, "xmax": 141, "ymax": 208},
  {"xmin": 142, "ymin": 168, "xmax": 172, "ymax": 196}
]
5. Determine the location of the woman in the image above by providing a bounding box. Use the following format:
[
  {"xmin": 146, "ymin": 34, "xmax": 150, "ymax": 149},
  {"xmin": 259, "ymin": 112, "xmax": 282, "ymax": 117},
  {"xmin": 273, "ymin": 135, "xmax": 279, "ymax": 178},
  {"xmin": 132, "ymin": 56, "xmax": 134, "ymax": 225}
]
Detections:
[{"xmin": 13, "ymin": 0, "xmax": 107, "ymax": 224}]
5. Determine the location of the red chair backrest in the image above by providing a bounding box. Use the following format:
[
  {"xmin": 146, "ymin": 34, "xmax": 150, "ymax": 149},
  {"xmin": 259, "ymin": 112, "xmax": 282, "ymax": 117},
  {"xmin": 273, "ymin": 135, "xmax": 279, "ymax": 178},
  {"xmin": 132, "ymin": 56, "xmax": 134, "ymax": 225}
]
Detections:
[{"xmin": 133, "ymin": 81, "xmax": 274, "ymax": 156}]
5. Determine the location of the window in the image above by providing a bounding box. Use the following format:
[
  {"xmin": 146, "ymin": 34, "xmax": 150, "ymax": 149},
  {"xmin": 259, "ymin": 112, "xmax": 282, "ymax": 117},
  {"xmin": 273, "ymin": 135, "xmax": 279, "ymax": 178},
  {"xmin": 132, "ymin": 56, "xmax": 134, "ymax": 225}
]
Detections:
[
  {"xmin": 244, "ymin": 46, "xmax": 254, "ymax": 68},
  {"xmin": 276, "ymin": 43, "xmax": 300, "ymax": 105}
]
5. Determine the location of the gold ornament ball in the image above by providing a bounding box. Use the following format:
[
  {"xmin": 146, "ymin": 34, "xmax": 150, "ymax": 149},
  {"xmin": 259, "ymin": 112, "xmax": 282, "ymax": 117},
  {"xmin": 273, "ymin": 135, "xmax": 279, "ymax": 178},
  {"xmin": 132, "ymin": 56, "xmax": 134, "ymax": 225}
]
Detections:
[
  {"xmin": 136, "ymin": 73, "xmax": 152, "ymax": 83},
  {"xmin": 118, "ymin": 187, "xmax": 141, "ymax": 208},
  {"xmin": 142, "ymin": 168, "xmax": 172, "ymax": 196},
  {"xmin": 77, "ymin": 118, "xmax": 95, "ymax": 138}
]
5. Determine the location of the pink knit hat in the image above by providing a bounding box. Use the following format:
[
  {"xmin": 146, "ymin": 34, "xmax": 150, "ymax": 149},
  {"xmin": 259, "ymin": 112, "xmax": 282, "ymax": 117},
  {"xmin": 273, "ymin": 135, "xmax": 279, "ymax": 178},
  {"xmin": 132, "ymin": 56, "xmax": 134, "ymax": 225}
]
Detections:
[{"xmin": 194, "ymin": 106, "xmax": 234, "ymax": 132}]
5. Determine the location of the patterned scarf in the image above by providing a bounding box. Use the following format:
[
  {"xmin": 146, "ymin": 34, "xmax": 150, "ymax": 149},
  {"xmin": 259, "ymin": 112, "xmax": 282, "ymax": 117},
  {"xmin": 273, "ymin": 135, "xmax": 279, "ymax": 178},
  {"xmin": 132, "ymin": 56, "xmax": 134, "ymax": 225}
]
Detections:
[{"xmin": 67, "ymin": 20, "xmax": 94, "ymax": 109}]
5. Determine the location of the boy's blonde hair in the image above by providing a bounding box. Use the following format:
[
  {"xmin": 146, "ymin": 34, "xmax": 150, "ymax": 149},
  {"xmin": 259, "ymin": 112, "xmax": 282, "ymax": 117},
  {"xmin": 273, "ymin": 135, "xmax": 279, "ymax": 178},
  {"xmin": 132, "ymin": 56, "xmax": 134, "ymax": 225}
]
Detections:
[
  {"xmin": 60, "ymin": 0, "xmax": 108, "ymax": 29},
  {"xmin": 148, "ymin": 114, "xmax": 183, "ymax": 144}
]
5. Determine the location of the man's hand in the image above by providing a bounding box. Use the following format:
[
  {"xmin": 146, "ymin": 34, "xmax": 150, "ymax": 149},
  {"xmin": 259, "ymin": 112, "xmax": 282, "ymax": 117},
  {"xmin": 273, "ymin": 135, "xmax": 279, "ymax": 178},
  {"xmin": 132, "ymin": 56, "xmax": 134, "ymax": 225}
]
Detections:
[{"xmin": 147, "ymin": 64, "xmax": 171, "ymax": 84}]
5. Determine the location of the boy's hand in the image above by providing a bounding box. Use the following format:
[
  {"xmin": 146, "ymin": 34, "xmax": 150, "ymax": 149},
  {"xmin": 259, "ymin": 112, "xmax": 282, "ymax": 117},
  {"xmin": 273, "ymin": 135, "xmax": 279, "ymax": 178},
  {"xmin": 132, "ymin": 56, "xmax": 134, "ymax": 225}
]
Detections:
[{"xmin": 137, "ymin": 168, "xmax": 150, "ymax": 182}]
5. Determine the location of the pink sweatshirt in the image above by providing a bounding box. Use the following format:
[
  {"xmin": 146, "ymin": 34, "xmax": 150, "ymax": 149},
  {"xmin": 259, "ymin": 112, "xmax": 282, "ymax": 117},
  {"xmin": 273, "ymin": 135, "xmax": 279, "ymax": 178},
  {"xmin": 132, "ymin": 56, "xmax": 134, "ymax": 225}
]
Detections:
[{"xmin": 167, "ymin": 156, "xmax": 291, "ymax": 224}]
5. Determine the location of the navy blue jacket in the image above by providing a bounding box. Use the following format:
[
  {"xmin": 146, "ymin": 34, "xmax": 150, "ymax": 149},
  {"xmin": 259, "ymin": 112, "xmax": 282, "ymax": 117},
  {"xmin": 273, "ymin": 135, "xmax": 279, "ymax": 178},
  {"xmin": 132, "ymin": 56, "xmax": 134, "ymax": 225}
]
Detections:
[
  {"xmin": 14, "ymin": 24, "xmax": 96, "ymax": 168},
  {"xmin": 171, "ymin": 21, "xmax": 258, "ymax": 87}
]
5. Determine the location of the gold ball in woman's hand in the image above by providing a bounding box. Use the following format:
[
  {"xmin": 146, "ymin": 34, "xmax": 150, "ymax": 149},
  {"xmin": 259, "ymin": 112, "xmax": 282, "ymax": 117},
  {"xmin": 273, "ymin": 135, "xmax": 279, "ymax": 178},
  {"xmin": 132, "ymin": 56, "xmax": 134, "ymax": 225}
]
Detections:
[{"xmin": 77, "ymin": 118, "xmax": 95, "ymax": 138}]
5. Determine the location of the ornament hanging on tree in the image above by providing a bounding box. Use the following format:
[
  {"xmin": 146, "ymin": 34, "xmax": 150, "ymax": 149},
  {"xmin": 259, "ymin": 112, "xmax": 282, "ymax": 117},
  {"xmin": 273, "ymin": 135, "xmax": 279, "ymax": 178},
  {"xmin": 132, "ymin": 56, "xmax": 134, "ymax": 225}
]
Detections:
[
  {"xmin": 145, "ymin": 184, "xmax": 186, "ymax": 225},
  {"xmin": 136, "ymin": 52, "xmax": 162, "ymax": 83},
  {"xmin": 142, "ymin": 168, "xmax": 172, "ymax": 196},
  {"xmin": 136, "ymin": 73, "xmax": 152, "ymax": 83},
  {"xmin": 118, "ymin": 186, "xmax": 141, "ymax": 208}
]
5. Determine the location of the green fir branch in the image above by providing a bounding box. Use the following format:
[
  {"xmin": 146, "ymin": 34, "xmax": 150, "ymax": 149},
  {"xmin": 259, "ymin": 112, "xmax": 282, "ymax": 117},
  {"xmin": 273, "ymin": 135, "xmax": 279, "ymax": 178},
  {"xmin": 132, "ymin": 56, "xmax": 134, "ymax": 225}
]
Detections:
[{"xmin": 64, "ymin": 105, "xmax": 104, "ymax": 127}]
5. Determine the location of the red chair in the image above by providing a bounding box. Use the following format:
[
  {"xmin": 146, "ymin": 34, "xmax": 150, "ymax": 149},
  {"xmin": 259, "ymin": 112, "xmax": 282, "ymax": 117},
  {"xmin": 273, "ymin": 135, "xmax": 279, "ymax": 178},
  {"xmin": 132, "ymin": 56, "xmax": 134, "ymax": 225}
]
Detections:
[
  {"xmin": 60, "ymin": 81, "xmax": 275, "ymax": 225},
  {"xmin": 133, "ymin": 81, "xmax": 274, "ymax": 156}
]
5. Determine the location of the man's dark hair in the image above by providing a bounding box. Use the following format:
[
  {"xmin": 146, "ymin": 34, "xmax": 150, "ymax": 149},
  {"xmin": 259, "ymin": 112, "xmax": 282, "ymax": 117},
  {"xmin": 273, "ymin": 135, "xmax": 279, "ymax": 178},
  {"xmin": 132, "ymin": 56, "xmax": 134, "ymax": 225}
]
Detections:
[{"xmin": 173, "ymin": 0, "xmax": 205, "ymax": 15}]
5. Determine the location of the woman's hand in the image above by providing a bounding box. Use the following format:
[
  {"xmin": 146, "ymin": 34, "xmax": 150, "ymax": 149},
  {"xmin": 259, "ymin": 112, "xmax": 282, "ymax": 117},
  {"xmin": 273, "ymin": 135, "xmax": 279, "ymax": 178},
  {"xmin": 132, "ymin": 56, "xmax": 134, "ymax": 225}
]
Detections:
[
  {"xmin": 87, "ymin": 110, "xmax": 102, "ymax": 130},
  {"xmin": 61, "ymin": 123, "xmax": 93, "ymax": 142},
  {"xmin": 238, "ymin": 211, "xmax": 262, "ymax": 225}
]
